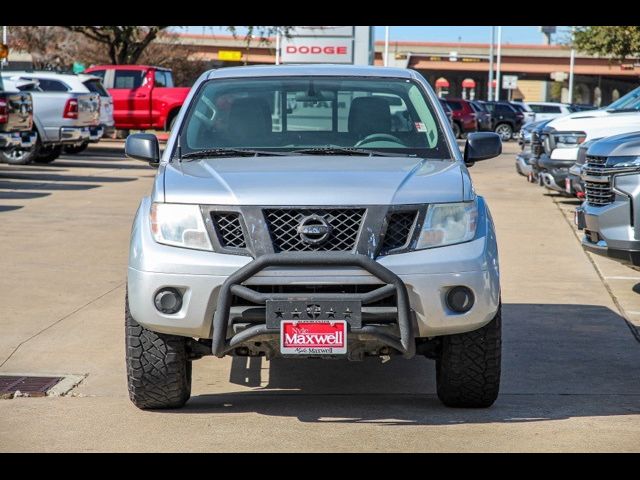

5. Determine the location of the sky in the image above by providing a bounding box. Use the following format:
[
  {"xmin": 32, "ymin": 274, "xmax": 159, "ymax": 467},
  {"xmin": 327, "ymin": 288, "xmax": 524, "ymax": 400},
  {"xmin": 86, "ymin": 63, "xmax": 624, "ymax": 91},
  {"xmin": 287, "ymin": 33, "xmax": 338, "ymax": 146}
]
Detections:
[{"xmin": 176, "ymin": 26, "xmax": 571, "ymax": 45}]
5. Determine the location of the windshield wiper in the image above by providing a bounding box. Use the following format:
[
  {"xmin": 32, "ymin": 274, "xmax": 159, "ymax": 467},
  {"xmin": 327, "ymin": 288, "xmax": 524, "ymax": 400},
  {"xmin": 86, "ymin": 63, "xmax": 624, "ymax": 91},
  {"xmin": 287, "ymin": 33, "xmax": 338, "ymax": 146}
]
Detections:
[
  {"xmin": 179, "ymin": 148, "xmax": 290, "ymax": 161},
  {"xmin": 290, "ymin": 146, "xmax": 415, "ymax": 157}
]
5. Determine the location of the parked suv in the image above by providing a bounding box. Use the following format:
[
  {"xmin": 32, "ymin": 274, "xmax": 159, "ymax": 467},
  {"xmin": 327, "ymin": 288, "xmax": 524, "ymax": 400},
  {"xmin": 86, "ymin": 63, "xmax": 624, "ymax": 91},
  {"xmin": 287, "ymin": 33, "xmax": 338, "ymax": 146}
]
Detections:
[
  {"xmin": 444, "ymin": 97, "xmax": 478, "ymax": 138},
  {"xmin": 124, "ymin": 65, "xmax": 503, "ymax": 410},
  {"xmin": 439, "ymin": 98, "xmax": 454, "ymax": 127},
  {"xmin": 510, "ymin": 102, "xmax": 535, "ymax": 124},
  {"xmin": 480, "ymin": 101, "xmax": 524, "ymax": 141},
  {"xmin": 85, "ymin": 65, "xmax": 190, "ymax": 132},
  {"xmin": 0, "ymin": 75, "xmax": 37, "ymax": 161},
  {"xmin": 526, "ymin": 102, "xmax": 573, "ymax": 122},
  {"xmin": 577, "ymin": 132, "xmax": 640, "ymax": 266},
  {"xmin": 469, "ymin": 100, "xmax": 492, "ymax": 132}
]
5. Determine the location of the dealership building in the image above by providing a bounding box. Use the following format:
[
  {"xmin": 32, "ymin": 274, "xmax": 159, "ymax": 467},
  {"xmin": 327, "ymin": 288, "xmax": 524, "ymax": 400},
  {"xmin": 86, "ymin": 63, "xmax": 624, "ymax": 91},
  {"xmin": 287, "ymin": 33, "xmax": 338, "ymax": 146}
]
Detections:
[
  {"xmin": 161, "ymin": 31, "xmax": 640, "ymax": 106},
  {"xmin": 6, "ymin": 28, "xmax": 639, "ymax": 106}
]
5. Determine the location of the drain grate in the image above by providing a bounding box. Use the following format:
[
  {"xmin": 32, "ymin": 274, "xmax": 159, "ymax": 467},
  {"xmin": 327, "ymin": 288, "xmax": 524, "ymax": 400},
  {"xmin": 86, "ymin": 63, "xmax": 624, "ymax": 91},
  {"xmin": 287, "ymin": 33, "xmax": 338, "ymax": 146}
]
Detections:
[{"xmin": 0, "ymin": 375, "xmax": 62, "ymax": 398}]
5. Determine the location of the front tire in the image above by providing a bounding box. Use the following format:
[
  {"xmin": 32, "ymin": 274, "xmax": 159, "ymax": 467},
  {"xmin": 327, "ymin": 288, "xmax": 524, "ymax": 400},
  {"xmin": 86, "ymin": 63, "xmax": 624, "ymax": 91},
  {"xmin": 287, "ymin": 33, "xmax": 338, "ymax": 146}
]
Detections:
[
  {"xmin": 494, "ymin": 123, "xmax": 513, "ymax": 141},
  {"xmin": 436, "ymin": 305, "xmax": 501, "ymax": 408},
  {"xmin": 125, "ymin": 293, "xmax": 192, "ymax": 409}
]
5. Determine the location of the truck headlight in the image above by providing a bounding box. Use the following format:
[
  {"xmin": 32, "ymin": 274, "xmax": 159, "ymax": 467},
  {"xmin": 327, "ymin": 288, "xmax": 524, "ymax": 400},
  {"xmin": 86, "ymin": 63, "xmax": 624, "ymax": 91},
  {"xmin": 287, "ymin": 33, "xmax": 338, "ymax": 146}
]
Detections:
[
  {"xmin": 554, "ymin": 132, "xmax": 586, "ymax": 148},
  {"xmin": 607, "ymin": 156, "xmax": 640, "ymax": 169},
  {"xmin": 150, "ymin": 203, "xmax": 213, "ymax": 251},
  {"xmin": 416, "ymin": 201, "xmax": 478, "ymax": 249}
]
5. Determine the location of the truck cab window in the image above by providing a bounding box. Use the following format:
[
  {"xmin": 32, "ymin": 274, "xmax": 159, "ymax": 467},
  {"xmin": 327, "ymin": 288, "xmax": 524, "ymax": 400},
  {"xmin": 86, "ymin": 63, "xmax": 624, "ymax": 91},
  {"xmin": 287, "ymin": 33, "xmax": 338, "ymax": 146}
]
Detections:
[{"xmin": 114, "ymin": 70, "xmax": 145, "ymax": 89}]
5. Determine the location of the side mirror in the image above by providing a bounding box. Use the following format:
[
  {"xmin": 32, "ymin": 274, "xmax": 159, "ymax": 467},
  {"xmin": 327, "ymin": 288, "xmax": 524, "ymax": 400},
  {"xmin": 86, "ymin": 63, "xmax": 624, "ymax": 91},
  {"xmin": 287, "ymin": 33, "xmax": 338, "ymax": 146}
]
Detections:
[
  {"xmin": 125, "ymin": 133, "xmax": 160, "ymax": 167},
  {"xmin": 463, "ymin": 132, "xmax": 502, "ymax": 167}
]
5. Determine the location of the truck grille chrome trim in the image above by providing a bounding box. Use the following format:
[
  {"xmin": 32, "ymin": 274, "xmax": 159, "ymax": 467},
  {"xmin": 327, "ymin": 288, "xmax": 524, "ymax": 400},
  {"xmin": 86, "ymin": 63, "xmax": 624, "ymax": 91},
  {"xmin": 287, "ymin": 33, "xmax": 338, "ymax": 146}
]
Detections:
[{"xmin": 584, "ymin": 156, "xmax": 614, "ymax": 207}]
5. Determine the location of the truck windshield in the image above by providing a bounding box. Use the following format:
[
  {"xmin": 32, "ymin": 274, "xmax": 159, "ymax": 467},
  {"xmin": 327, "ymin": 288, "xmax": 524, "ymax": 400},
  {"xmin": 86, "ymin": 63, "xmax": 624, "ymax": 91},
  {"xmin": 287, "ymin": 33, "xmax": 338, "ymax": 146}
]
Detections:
[
  {"xmin": 607, "ymin": 86, "xmax": 640, "ymax": 111},
  {"xmin": 179, "ymin": 76, "xmax": 451, "ymax": 159}
]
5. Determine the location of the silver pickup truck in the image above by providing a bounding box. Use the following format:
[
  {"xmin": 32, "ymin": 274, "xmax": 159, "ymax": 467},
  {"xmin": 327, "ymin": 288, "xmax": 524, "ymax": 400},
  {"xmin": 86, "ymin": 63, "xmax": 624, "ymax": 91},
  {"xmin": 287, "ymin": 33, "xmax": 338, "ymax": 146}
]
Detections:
[
  {"xmin": 0, "ymin": 72, "xmax": 100, "ymax": 164},
  {"xmin": 577, "ymin": 131, "xmax": 640, "ymax": 267},
  {"xmin": 124, "ymin": 65, "xmax": 503, "ymax": 410}
]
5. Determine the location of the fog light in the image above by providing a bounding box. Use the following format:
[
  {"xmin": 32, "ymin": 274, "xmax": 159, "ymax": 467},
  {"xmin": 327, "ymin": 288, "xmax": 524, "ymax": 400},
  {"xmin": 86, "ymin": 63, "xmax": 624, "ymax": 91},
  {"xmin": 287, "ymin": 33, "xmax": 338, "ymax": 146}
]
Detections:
[
  {"xmin": 446, "ymin": 286, "xmax": 474, "ymax": 313},
  {"xmin": 154, "ymin": 288, "xmax": 182, "ymax": 314}
]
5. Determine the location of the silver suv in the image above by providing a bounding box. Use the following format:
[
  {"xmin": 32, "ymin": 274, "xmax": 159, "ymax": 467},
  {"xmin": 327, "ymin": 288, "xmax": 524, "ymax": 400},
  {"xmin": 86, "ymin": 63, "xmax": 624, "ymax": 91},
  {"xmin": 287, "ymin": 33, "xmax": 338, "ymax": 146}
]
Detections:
[{"xmin": 125, "ymin": 65, "xmax": 503, "ymax": 409}]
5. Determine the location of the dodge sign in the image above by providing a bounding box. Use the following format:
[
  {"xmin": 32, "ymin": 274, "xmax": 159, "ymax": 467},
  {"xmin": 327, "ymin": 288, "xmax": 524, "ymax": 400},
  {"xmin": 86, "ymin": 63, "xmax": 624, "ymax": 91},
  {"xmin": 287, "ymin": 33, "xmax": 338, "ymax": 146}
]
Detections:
[{"xmin": 281, "ymin": 37, "xmax": 353, "ymax": 64}]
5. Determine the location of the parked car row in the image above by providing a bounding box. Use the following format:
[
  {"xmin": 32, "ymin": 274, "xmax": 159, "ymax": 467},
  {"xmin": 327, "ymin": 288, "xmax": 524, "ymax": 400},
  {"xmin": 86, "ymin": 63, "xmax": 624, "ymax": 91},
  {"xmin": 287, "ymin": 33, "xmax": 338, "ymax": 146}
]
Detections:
[
  {"xmin": 0, "ymin": 71, "xmax": 109, "ymax": 164},
  {"xmin": 0, "ymin": 65, "xmax": 190, "ymax": 165},
  {"xmin": 514, "ymin": 85, "xmax": 640, "ymax": 269},
  {"xmin": 442, "ymin": 96, "xmax": 594, "ymax": 142}
]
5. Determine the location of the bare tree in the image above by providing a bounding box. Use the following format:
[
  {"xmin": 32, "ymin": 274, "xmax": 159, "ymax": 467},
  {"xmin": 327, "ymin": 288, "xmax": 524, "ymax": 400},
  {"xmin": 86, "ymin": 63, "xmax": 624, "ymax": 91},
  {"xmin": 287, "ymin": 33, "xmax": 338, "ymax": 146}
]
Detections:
[{"xmin": 65, "ymin": 26, "xmax": 169, "ymax": 64}]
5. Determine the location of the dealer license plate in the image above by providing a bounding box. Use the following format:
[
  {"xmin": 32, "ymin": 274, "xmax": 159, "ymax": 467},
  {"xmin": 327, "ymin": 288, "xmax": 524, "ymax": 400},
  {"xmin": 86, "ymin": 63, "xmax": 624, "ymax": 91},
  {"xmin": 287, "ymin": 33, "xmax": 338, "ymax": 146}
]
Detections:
[{"xmin": 280, "ymin": 320, "xmax": 347, "ymax": 355}]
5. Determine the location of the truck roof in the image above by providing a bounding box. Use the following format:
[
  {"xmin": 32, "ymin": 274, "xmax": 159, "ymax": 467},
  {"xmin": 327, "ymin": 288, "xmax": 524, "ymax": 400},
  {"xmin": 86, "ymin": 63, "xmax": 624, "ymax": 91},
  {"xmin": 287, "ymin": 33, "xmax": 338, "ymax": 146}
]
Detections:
[
  {"xmin": 206, "ymin": 64, "xmax": 415, "ymax": 80},
  {"xmin": 86, "ymin": 65, "xmax": 171, "ymax": 72}
]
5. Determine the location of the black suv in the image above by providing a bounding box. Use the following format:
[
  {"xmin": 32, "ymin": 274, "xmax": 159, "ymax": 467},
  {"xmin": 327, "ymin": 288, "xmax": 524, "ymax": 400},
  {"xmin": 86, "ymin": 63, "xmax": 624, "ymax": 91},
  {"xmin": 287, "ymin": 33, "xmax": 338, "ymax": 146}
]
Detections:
[
  {"xmin": 479, "ymin": 101, "xmax": 525, "ymax": 141},
  {"xmin": 469, "ymin": 101, "xmax": 492, "ymax": 132}
]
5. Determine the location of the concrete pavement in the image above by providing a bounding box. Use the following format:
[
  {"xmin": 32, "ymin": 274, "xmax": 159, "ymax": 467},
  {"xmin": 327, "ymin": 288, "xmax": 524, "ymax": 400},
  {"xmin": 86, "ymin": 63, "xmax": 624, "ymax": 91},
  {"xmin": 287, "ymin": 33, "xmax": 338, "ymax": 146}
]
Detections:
[{"xmin": 0, "ymin": 142, "xmax": 638, "ymax": 452}]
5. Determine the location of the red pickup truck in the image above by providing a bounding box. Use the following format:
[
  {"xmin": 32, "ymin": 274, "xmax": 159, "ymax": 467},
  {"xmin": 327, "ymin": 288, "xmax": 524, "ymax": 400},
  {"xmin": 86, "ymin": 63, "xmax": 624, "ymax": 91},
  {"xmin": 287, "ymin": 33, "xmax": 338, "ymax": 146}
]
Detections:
[{"xmin": 84, "ymin": 65, "xmax": 190, "ymax": 132}]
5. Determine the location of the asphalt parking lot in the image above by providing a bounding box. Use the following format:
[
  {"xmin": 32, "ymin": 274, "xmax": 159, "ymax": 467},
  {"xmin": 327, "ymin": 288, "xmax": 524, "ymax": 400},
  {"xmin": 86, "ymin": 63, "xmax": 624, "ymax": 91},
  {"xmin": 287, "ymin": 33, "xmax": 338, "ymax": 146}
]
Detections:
[{"xmin": 0, "ymin": 141, "xmax": 639, "ymax": 452}]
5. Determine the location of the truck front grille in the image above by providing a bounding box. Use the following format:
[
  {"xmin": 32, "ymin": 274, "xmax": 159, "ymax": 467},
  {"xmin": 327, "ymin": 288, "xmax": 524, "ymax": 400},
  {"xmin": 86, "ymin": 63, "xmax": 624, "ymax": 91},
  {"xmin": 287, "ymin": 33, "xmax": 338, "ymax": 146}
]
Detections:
[
  {"xmin": 584, "ymin": 155, "xmax": 615, "ymax": 207},
  {"xmin": 264, "ymin": 208, "xmax": 365, "ymax": 252},
  {"xmin": 585, "ymin": 181, "xmax": 614, "ymax": 206},
  {"xmin": 211, "ymin": 212, "xmax": 246, "ymax": 248},
  {"xmin": 381, "ymin": 211, "xmax": 418, "ymax": 254}
]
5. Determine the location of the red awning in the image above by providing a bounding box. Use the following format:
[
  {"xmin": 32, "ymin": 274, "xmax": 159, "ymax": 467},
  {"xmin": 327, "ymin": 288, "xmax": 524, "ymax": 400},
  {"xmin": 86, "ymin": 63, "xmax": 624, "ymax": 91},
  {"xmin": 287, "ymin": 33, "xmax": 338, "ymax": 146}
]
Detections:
[
  {"xmin": 462, "ymin": 78, "xmax": 476, "ymax": 88},
  {"xmin": 435, "ymin": 77, "xmax": 450, "ymax": 88}
]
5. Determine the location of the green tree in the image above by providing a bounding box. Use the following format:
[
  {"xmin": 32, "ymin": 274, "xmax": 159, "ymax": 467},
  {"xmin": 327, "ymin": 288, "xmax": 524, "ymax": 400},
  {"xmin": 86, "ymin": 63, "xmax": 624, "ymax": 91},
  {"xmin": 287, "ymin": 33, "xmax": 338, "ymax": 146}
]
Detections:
[{"xmin": 573, "ymin": 26, "xmax": 640, "ymax": 61}]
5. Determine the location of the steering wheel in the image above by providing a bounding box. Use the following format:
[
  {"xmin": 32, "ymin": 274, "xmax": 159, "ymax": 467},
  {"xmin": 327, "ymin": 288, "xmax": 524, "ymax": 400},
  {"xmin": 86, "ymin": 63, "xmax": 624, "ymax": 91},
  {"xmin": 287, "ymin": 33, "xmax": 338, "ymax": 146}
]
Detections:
[{"xmin": 355, "ymin": 133, "xmax": 405, "ymax": 147}]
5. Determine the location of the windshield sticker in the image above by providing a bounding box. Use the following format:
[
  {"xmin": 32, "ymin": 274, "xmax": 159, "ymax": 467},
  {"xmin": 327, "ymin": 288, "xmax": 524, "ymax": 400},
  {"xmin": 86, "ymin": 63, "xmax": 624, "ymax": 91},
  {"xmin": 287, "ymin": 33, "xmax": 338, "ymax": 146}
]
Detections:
[{"xmin": 415, "ymin": 122, "xmax": 427, "ymax": 132}]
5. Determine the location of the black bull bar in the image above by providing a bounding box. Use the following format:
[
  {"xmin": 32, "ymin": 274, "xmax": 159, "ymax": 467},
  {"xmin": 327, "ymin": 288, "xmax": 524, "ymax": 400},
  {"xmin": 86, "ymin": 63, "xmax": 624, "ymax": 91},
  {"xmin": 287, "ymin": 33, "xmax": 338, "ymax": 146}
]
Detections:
[{"xmin": 211, "ymin": 252, "xmax": 416, "ymax": 358}]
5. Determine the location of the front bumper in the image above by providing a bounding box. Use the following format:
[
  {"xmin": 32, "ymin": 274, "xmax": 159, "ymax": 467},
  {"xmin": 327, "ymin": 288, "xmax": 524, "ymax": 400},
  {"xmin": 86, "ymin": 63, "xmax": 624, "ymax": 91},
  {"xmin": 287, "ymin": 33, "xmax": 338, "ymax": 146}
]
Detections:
[
  {"xmin": 516, "ymin": 152, "xmax": 533, "ymax": 176},
  {"xmin": 127, "ymin": 197, "xmax": 501, "ymax": 351},
  {"xmin": 538, "ymin": 154, "xmax": 574, "ymax": 193},
  {"xmin": 578, "ymin": 192, "xmax": 640, "ymax": 266},
  {"xmin": 0, "ymin": 130, "xmax": 37, "ymax": 149},
  {"xmin": 60, "ymin": 126, "xmax": 90, "ymax": 144}
]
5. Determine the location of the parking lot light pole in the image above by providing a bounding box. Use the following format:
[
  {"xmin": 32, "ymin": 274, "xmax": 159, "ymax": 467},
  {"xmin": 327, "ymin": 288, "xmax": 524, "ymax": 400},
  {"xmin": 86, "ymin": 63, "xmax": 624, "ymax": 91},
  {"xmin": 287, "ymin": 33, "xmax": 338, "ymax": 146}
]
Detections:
[
  {"xmin": 1, "ymin": 26, "xmax": 6, "ymax": 69},
  {"xmin": 568, "ymin": 26, "xmax": 576, "ymax": 104},
  {"xmin": 275, "ymin": 27, "xmax": 281, "ymax": 65},
  {"xmin": 495, "ymin": 26, "xmax": 502, "ymax": 101},
  {"xmin": 384, "ymin": 26, "xmax": 390, "ymax": 67},
  {"xmin": 488, "ymin": 26, "xmax": 495, "ymax": 100}
]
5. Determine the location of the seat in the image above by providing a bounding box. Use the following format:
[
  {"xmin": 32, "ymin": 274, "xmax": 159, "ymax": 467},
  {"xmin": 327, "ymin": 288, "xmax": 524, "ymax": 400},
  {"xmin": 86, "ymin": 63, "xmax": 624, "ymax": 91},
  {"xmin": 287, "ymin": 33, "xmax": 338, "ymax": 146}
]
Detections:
[
  {"xmin": 225, "ymin": 97, "xmax": 273, "ymax": 146},
  {"xmin": 348, "ymin": 97, "xmax": 391, "ymax": 139}
]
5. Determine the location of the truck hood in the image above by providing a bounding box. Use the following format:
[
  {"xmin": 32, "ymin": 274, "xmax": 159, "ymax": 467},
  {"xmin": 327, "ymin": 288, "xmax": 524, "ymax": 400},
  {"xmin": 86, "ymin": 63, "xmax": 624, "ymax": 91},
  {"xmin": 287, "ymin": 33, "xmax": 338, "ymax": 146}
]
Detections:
[
  {"xmin": 547, "ymin": 109, "xmax": 640, "ymax": 140},
  {"xmin": 588, "ymin": 131, "xmax": 640, "ymax": 157},
  {"xmin": 161, "ymin": 156, "xmax": 465, "ymax": 205}
]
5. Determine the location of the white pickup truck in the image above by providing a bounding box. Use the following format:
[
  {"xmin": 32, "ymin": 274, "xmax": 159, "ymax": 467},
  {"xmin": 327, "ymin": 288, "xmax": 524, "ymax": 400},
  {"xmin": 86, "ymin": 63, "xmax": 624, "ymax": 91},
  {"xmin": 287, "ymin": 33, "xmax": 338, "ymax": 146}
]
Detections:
[
  {"xmin": 542, "ymin": 88, "xmax": 640, "ymax": 164},
  {"xmin": 0, "ymin": 72, "xmax": 100, "ymax": 165}
]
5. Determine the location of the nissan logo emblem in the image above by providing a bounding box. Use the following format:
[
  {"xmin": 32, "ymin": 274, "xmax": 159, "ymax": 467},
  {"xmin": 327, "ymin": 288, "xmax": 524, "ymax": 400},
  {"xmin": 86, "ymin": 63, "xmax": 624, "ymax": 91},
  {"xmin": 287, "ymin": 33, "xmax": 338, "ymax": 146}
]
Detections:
[{"xmin": 297, "ymin": 215, "xmax": 332, "ymax": 245}]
